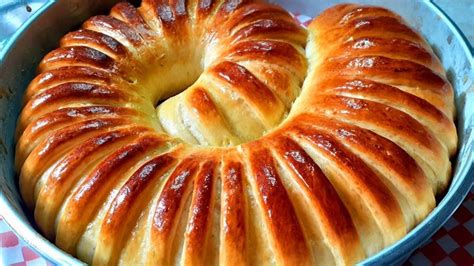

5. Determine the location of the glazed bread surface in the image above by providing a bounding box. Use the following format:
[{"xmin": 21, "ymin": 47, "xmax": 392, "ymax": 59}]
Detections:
[{"xmin": 16, "ymin": 1, "xmax": 457, "ymax": 265}]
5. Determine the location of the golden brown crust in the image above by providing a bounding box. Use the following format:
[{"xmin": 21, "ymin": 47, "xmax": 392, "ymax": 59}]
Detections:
[
  {"xmin": 271, "ymin": 135, "xmax": 364, "ymax": 264},
  {"xmin": 245, "ymin": 145, "xmax": 311, "ymax": 265},
  {"xmin": 34, "ymin": 126, "xmax": 150, "ymax": 238},
  {"xmin": 220, "ymin": 156, "xmax": 246, "ymax": 265},
  {"xmin": 54, "ymin": 134, "xmax": 169, "ymax": 255},
  {"xmin": 148, "ymin": 156, "xmax": 198, "ymax": 265},
  {"xmin": 181, "ymin": 160, "xmax": 218, "ymax": 265},
  {"xmin": 16, "ymin": 1, "xmax": 456, "ymax": 265},
  {"xmin": 93, "ymin": 152, "xmax": 177, "ymax": 265}
]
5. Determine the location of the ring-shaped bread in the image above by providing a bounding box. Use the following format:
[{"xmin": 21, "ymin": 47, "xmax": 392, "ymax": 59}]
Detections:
[{"xmin": 16, "ymin": 1, "xmax": 457, "ymax": 265}]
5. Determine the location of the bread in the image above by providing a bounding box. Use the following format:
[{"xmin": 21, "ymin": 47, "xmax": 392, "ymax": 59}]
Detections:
[{"xmin": 16, "ymin": 1, "xmax": 457, "ymax": 265}]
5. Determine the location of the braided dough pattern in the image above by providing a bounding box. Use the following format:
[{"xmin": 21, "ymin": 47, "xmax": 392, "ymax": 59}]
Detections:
[{"xmin": 16, "ymin": 1, "xmax": 457, "ymax": 265}]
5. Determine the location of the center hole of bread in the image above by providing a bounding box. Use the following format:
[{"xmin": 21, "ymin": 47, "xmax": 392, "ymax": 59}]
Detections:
[
  {"xmin": 141, "ymin": 45, "xmax": 299, "ymax": 147},
  {"xmin": 148, "ymin": 52, "xmax": 204, "ymax": 107}
]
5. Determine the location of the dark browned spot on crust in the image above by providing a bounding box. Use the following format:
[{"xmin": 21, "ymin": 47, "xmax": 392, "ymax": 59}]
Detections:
[
  {"xmin": 321, "ymin": 56, "xmax": 450, "ymax": 95},
  {"xmin": 211, "ymin": 61, "xmax": 279, "ymax": 114},
  {"xmin": 85, "ymin": 15, "xmax": 143, "ymax": 46},
  {"xmin": 153, "ymin": 0, "xmax": 188, "ymax": 35},
  {"xmin": 184, "ymin": 160, "xmax": 217, "ymax": 260},
  {"xmin": 197, "ymin": 0, "xmax": 216, "ymax": 15},
  {"xmin": 247, "ymin": 146, "xmax": 310, "ymax": 263},
  {"xmin": 111, "ymin": 2, "xmax": 151, "ymax": 33},
  {"xmin": 61, "ymin": 29, "xmax": 128, "ymax": 58},
  {"xmin": 97, "ymin": 153, "xmax": 176, "ymax": 265},
  {"xmin": 221, "ymin": 159, "xmax": 246, "ymax": 262},
  {"xmin": 273, "ymin": 135, "xmax": 359, "ymax": 241},
  {"xmin": 156, "ymin": 2, "xmax": 175, "ymax": 23},
  {"xmin": 170, "ymin": 0, "xmax": 188, "ymax": 17},
  {"xmin": 40, "ymin": 46, "xmax": 115, "ymax": 71},
  {"xmin": 232, "ymin": 18, "xmax": 306, "ymax": 45}
]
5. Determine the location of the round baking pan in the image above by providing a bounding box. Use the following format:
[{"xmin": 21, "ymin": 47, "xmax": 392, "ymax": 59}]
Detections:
[{"xmin": 0, "ymin": 0, "xmax": 473, "ymax": 265}]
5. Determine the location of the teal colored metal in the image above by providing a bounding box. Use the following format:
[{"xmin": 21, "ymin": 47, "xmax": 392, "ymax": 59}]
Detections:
[{"xmin": 0, "ymin": 1, "xmax": 472, "ymax": 265}]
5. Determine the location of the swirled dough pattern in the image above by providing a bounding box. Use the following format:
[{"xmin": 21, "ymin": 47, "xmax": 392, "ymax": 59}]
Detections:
[{"xmin": 16, "ymin": 1, "xmax": 457, "ymax": 265}]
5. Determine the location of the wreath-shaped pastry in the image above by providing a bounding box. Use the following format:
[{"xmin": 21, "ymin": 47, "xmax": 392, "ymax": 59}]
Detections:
[{"xmin": 16, "ymin": 1, "xmax": 457, "ymax": 265}]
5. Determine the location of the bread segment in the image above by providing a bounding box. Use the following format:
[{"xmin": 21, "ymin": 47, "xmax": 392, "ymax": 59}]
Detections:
[{"xmin": 16, "ymin": 1, "xmax": 456, "ymax": 265}]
